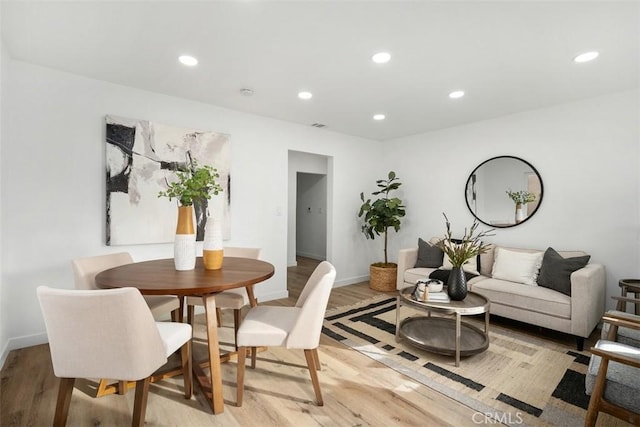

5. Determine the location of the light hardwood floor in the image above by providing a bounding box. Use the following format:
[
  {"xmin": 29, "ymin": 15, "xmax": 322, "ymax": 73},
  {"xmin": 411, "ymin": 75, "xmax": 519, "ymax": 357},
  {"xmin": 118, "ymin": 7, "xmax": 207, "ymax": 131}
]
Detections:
[{"xmin": 0, "ymin": 258, "xmax": 600, "ymax": 426}]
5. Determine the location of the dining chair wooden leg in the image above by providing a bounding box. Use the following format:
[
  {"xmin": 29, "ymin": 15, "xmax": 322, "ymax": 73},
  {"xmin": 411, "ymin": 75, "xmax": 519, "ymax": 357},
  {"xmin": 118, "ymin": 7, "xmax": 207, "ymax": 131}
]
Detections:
[
  {"xmin": 233, "ymin": 309, "xmax": 241, "ymax": 350},
  {"xmin": 171, "ymin": 307, "xmax": 181, "ymax": 323},
  {"xmin": 132, "ymin": 377, "xmax": 151, "ymax": 427},
  {"xmin": 311, "ymin": 347, "xmax": 321, "ymax": 371},
  {"xmin": 181, "ymin": 340, "xmax": 193, "ymax": 398},
  {"xmin": 250, "ymin": 346, "xmax": 257, "ymax": 369},
  {"xmin": 96, "ymin": 378, "xmax": 110, "ymax": 397},
  {"xmin": 53, "ymin": 377, "xmax": 75, "ymax": 427},
  {"xmin": 304, "ymin": 349, "xmax": 323, "ymax": 406},
  {"xmin": 216, "ymin": 308, "xmax": 223, "ymax": 326},
  {"xmin": 118, "ymin": 380, "xmax": 128, "ymax": 395},
  {"xmin": 187, "ymin": 305, "xmax": 195, "ymax": 326},
  {"xmin": 586, "ymin": 357, "xmax": 609, "ymax": 427},
  {"xmin": 237, "ymin": 346, "xmax": 246, "ymax": 406}
]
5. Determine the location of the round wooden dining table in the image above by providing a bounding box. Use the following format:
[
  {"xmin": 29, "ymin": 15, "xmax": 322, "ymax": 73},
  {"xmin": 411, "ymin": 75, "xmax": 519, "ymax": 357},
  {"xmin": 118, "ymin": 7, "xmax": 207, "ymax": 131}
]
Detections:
[{"xmin": 95, "ymin": 256, "xmax": 275, "ymax": 414}]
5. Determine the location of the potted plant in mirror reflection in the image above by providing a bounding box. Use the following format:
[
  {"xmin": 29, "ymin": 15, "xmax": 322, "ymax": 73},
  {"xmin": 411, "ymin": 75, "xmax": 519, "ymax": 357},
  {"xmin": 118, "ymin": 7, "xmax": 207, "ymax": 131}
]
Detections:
[
  {"xmin": 436, "ymin": 213, "xmax": 494, "ymax": 300},
  {"xmin": 506, "ymin": 189, "xmax": 536, "ymax": 224}
]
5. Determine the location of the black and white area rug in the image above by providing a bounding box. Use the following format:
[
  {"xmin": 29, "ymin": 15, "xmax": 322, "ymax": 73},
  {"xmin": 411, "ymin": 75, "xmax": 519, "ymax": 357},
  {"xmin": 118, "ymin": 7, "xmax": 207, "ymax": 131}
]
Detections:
[{"xmin": 322, "ymin": 296, "xmax": 599, "ymax": 427}]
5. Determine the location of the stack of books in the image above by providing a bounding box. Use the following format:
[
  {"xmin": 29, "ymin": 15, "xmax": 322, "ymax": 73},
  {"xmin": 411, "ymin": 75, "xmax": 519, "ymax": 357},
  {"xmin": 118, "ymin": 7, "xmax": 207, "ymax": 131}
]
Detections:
[{"xmin": 426, "ymin": 291, "xmax": 450, "ymax": 303}]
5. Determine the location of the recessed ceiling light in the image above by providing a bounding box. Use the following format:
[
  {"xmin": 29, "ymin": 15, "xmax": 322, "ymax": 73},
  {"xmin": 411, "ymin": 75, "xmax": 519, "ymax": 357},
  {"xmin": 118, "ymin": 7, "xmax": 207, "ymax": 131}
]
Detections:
[
  {"xmin": 449, "ymin": 90, "xmax": 465, "ymax": 99},
  {"xmin": 373, "ymin": 114, "xmax": 386, "ymax": 121},
  {"xmin": 178, "ymin": 55, "xmax": 198, "ymax": 66},
  {"xmin": 372, "ymin": 52, "xmax": 391, "ymax": 64},
  {"xmin": 298, "ymin": 91, "xmax": 313, "ymax": 100},
  {"xmin": 574, "ymin": 51, "xmax": 599, "ymax": 63}
]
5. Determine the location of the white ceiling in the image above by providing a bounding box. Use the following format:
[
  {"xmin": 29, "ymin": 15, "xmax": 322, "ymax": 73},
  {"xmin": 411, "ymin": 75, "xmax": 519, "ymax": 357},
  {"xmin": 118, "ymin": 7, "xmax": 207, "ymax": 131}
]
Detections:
[{"xmin": 2, "ymin": 1, "xmax": 639, "ymax": 141}]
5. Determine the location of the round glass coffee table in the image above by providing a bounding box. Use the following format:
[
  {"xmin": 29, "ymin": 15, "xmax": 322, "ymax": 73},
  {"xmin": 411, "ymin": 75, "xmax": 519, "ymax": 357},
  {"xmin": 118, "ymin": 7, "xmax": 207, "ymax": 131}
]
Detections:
[{"xmin": 395, "ymin": 286, "xmax": 490, "ymax": 366}]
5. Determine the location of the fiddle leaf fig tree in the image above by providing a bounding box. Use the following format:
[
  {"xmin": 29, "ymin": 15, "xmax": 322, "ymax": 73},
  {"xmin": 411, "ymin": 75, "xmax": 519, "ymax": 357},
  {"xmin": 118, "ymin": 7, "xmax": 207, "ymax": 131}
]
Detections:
[{"xmin": 358, "ymin": 171, "xmax": 406, "ymax": 265}]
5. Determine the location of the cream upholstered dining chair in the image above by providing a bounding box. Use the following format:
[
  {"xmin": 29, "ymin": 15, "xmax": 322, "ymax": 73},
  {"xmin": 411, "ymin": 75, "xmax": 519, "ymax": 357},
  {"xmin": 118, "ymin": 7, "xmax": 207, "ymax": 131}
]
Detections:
[
  {"xmin": 186, "ymin": 247, "xmax": 261, "ymax": 348},
  {"xmin": 585, "ymin": 311, "xmax": 640, "ymax": 426},
  {"xmin": 72, "ymin": 252, "xmax": 180, "ymax": 320},
  {"xmin": 37, "ymin": 286, "xmax": 192, "ymax": 427},
  {"xmin": 236, "ymin": 261, "xmax": 336, "ymax": 406},
  {"xmin": 71, "ymin": 252, "xmax": 181, "ymax": 396}
]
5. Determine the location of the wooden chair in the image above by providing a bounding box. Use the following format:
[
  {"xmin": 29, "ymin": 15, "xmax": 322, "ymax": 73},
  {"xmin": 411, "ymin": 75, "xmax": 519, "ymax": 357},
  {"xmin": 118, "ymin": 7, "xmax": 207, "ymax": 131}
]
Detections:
[
  {"xmin": 185, "ymin": 247, "xmax": 261, "ymax": 348},
  {"xmin": 71, "ymin": 252, "xmax": 181, "ymax": 396},
  {"xmin": 585, "ymin": 312, "xmax": 640, "ymax": 426},
  {"xmin": 236, "ymin": 261, "xmax": 336, "ymax": 406},
  {"xmin": 37, "ymin": 286, "xmax": 192, "ymax": 427}
]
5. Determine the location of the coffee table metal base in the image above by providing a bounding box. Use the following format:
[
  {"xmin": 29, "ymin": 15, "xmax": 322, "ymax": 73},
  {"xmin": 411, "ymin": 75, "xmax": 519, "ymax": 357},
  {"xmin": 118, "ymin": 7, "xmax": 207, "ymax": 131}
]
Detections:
[{"xmin": 398, "ymin": 316, "xmax": 489, "ymax": 360}]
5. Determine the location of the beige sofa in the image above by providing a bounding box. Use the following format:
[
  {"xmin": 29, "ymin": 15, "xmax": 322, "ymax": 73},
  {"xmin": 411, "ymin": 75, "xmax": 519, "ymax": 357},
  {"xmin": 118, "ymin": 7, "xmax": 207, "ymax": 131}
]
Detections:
[{"xmin": 397, "ymin": 238, "xmax": 606, "ymax": 350}]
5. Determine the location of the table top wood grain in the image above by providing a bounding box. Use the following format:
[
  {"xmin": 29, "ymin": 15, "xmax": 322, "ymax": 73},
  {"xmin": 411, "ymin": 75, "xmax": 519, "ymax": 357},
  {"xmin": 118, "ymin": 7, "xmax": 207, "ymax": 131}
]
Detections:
[{"xmin": 95, "ymin": 257, "xmax": 275, "ymax": 296}]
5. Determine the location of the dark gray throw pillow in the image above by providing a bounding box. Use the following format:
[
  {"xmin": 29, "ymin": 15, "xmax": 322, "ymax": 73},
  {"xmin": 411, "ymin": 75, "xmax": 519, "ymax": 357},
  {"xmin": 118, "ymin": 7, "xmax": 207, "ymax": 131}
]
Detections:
[
  {"xmin": 537, "ymin": 247, "xmax": 590, "ymax": 296},
  {"xmin": 414, "ymin": 238, "xmax": 444, "ymax": 268}
]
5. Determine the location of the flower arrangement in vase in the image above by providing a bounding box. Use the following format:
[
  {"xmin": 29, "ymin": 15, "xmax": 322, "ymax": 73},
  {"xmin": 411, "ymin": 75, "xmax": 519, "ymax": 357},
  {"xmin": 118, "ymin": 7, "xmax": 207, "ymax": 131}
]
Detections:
[
  {"xmin": 158, "ymin": 155, "xmax": 223, "ymax": 270},
  {"xmin": 436, "ymin": 213, "xmax": 494, "ymax": 300},
  {"xmin": 506, "ymin": 189, "xmax": 536, "ymax": 223}
]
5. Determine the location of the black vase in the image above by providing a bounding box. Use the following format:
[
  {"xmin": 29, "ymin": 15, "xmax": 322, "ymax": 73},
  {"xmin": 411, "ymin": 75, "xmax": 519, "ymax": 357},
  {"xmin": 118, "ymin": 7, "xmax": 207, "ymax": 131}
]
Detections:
[{"xmin": 447, "ymin": 267, "xmax": 468, "ymax": 301}]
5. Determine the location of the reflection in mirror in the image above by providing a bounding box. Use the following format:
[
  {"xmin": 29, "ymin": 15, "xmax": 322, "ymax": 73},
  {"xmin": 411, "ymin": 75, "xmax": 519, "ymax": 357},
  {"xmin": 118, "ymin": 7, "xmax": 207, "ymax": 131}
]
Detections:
[{"xmin": 465, "ymin": 156, "xmax": 543, "ymax": 228}]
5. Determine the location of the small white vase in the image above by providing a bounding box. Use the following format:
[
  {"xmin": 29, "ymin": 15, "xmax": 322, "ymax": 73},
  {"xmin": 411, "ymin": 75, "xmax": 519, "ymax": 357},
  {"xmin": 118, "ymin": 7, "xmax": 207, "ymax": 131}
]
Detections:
[
  {"xmin": 515, "ymin": 203, "xmax": 526, "ymax": 224},
  {"xmin": 203, "ymin": 215, "xmax": 224, "ymax": 270}
]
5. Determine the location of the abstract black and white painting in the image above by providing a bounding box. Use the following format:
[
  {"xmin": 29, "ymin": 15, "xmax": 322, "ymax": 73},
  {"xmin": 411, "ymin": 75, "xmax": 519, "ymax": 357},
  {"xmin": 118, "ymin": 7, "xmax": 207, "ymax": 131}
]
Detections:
[{"xmin": 105, "ymin": 115, "xmax": 231, "ymax": 245}]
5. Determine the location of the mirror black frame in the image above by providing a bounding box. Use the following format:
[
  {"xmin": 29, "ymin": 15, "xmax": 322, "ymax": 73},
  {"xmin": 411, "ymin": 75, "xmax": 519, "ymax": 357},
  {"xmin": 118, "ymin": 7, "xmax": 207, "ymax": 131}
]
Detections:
[{"xmin": 465, "ymin": 155, "xmax": 543, "ymax": 228}]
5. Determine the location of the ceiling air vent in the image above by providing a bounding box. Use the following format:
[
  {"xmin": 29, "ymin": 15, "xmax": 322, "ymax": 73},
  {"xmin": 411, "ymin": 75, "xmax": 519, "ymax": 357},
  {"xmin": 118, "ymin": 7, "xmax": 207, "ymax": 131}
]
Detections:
[{"xmin": 311, "ymin": 123, "xmax": 327, "ymax": 128}]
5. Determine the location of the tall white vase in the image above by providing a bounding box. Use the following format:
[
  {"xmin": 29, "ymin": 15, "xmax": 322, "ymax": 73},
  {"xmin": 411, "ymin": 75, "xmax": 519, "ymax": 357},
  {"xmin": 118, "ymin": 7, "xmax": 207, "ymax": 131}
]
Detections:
[
  {"xmin": 174, "ymin": 206, "xmax": 196, "ymax": 270},
  {"xmin": 515, "ymin": 203, "xmax": 526, "ymax": 224},
  {"xmin": 203, "ymin": 215, "xmax": 224, "ymax": 270}
]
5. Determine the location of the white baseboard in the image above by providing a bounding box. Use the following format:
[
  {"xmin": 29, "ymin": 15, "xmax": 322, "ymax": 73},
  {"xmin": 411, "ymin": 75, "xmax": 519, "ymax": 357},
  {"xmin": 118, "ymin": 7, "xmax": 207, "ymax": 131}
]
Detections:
[
  {"xmin": 1, "ymin": 332, "xmax": 49, "ymax": 370},
  {"xmin": 334, "ymin": 275, "xmax": 369, "ymax": 287},
  {"xmin": 295, "ymin": 251, "xmax": 326, "ymax": 261}
]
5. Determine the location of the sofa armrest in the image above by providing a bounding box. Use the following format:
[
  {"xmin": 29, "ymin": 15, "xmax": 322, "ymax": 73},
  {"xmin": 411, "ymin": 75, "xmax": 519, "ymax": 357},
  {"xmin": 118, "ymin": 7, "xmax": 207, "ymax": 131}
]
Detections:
[
  {"xmin": 570, "ymin": 263, "xmax": 606, "ymax": 337},
  {"xmin": 397, "ymin": 248, "xmax": 418, "ymax": 290}
]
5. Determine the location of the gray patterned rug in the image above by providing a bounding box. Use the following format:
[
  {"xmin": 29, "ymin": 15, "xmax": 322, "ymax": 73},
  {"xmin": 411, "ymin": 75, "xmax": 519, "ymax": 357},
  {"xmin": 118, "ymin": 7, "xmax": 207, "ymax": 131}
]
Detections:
[{"xmin": 322, "ymin": 295, "xmax": 595, "ymax": 427}]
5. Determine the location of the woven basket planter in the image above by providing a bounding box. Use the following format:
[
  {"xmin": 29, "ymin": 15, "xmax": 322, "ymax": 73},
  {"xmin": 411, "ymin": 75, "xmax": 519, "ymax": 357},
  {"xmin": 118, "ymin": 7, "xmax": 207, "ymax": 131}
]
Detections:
[{"xmin": 369, "ymin": 264, "xmax": 398, "ymax": 292}]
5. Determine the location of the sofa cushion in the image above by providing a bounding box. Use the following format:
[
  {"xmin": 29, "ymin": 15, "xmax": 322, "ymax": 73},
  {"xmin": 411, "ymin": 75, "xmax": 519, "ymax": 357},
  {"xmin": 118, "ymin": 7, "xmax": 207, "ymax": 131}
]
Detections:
[
  {"xmin": 404, "ymin": 267, "xmax": 438, "ymax": 286},
  {"xmin": 479, "ymin": 243, "xmax": 496, "ymax": 277},
  {"xmin": 441, "ymin": 252, "xmax": 480, "ymax": 275},
  {"xmin": 404, "ymin": 268, "xmax": 486, "ymax": 287},
  {"xmin": 414, "ymin": 238, "xmax": 444, "ymax": 268},
  {"xmin": 585, "ymin": 340, "xmax": 640, "ymax": 413},
  {"xmin": 601, "ymin": 310, "xmax": 640, "ymax": 348},
  {"xmin": 491, "ymin": 247, "xmax": 543, "ymax": 286},
  {"xmin": 472, "ymin": 278, "xmax": 571, "ymax": 319},
  {"xmin": 537, "ymin": 247, "xmax": 590, "ymax": 296}
]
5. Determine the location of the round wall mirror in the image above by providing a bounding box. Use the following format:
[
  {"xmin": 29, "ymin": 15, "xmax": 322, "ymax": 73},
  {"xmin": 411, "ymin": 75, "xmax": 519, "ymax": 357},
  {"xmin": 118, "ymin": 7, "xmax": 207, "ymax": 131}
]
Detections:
[{"xmin": 465, "ymin": 156, "xmax": 543, "ymax": 228}]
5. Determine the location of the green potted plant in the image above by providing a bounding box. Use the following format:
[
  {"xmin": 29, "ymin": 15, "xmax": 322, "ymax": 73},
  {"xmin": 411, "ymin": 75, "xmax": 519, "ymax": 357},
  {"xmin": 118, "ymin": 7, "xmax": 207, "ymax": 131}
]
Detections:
[
  {"xmin": 358, "ymin": 171, "xmax": 406, "ymax": 291},
  {"xmin": 437, "ymin": 213, "xmax": 493, "ymax": 300},
  {"xmin": 506, "ymin": 189, "xmax": 536, "ymax": 224},
  {"xmin": 158, "ymin": 158, "xmax": 223, "ymax": 270}
]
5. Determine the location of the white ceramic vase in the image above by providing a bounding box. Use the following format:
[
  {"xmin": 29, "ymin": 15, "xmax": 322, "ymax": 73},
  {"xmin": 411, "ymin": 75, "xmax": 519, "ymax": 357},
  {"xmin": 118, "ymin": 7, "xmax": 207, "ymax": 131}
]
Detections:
[
  {"xmin": 174, "ymin": 206, "xmax": 196, "ymax": 270},
  {"xmin": 515, "ymin": 203, "xmax": 526, "ymax": 224},
  {"xmin": 203, "ymin": 215, "xmax": 224, "ymax": 270}
]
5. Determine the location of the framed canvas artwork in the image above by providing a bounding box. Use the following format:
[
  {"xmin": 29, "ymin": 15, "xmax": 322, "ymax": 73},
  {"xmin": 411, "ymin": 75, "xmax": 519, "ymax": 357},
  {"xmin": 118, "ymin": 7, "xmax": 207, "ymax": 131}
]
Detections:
[{"xmin": 105, "ymin": 115, "xmax": 231, "ymax": 245}]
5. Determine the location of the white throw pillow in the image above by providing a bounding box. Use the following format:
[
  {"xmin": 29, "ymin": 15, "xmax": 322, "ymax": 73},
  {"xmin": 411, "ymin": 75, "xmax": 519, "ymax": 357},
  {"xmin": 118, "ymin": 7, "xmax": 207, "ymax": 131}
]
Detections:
[
  {"xmin": 441, "ymin": 248, "xmax": 479, "ymax": 275},
  {"xmin": 491, "ymin": 247, "xmax": 543, "ymax": 286}
]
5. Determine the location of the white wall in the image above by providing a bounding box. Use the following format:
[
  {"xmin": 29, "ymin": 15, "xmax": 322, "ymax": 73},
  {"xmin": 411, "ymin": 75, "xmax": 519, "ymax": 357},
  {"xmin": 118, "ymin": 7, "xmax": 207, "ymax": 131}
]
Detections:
[
  {"xmin": 296, "ymin": 172, "xmax": 327, "ymax": 260},
  {"xmin": 387, "ymin": 90, "xmax": 640, "ymax": 309},
  {"xmin": 287, "ymin": 151, "xmax": 332, "ymax": 266},
  {"xmin": 0, "ymin": 60, "xmax": 378, "ymax": 362},
  {"xmin": 0, "ymin": 5, "xmax": 6, "ymax": 365}
]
